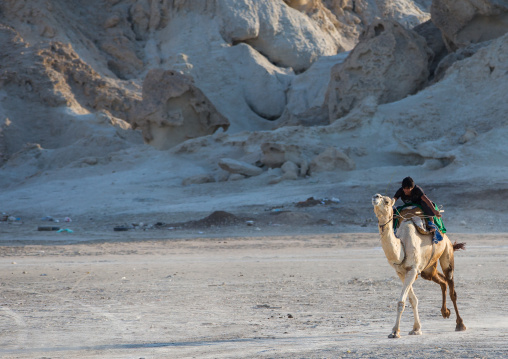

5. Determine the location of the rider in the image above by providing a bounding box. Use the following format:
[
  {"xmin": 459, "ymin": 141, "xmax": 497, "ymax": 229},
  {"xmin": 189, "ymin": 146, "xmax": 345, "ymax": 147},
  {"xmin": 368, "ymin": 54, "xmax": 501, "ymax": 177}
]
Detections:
[{"xmin": 393, "ymin": 176, "xmax": 443, "ymax": 243}]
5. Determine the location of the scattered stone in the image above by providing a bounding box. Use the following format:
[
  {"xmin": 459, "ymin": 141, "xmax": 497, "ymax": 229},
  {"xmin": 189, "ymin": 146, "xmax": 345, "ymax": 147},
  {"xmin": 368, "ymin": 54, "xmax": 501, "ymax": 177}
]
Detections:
[
  {"xmin": 261, "ymin": 143, "xmax": 308, "ymax": 175},
  {"xmin": 458, "ymin": 128, "xmax": 478, "ymax": 144},
  {"xmin": 218, "ymin": 158, "xmax": 263, "ymax": 177},
  {"xmin": 82, "ymin": 157, "xmax": 98, "ymax": 166}
]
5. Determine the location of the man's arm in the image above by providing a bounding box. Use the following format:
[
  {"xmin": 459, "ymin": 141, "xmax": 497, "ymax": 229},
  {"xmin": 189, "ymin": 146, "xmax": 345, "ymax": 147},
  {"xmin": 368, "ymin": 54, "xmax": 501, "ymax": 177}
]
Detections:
[
  {"xmin": 422, "ymin": 194, "xmax": 441, "ymax": 217},
  {"xmin": 392, "ymin": 187, "xmax": 402, "ymax": 205}
]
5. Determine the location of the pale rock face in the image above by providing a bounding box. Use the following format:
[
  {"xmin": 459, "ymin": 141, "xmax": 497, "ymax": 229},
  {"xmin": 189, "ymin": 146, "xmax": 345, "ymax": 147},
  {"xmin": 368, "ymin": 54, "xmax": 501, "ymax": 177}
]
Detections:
[
  {"xmin": 0, "ymin": 25, "xmax": 140, "ymax": 161},
  {"xmin": 1, "ymin": 0, "xmax": 508, "ymax": 203},
  {"xmin": 131, "ymin": 69, "xmax": 230, "ymax": 150},
  {"xmin": 156, "ymin": 1, "xmax": 304, "ymax": 132},
  {"xmin": 226, "ymin": 43, "xmax": 292, "ymax": 121},
  {"xmin": 326, "ymin": 19, "xmax": 431, "ymax": 121},
  {"xmin": 284, "ymin": 0, "xmax": 358, "ymax": 51},
  {"xmin": 431, "ymin": 0, "xmax": 508, "ymax": 51},
  {"xmin": 352, "ymin": 0, "xmax": 430, "ymax": 29},
  {"xmin": 221, "ymin": 0, "xmax": 340, "ymax": 72},
  {"xmin": 373, "ymin": 32, "xmax": 508, "ymax": 169},
  {"xmin": 280, "ymin": 52, "xmax": 349, "ymax": 126}
]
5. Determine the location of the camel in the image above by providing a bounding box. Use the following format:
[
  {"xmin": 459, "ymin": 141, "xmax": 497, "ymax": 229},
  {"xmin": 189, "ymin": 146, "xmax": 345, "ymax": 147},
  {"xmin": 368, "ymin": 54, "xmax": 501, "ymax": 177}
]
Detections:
[{"xmin": 371, "ymin": 194, "xmax": 467, "ymax": 338}]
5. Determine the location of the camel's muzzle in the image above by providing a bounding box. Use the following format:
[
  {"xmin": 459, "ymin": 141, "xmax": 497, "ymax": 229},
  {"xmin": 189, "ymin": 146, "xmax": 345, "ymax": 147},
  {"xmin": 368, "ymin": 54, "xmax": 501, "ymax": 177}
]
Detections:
[{"xmin": 372, "ymin": 194, "xmax": 382, "ymax": 206}]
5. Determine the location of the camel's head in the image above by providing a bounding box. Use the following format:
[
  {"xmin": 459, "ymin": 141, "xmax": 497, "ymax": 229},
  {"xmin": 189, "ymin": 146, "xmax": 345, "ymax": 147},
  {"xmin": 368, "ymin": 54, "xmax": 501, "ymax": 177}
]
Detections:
[{"xmin": 372, "ymin": 194, "xmax": 395, "ymax": 220}]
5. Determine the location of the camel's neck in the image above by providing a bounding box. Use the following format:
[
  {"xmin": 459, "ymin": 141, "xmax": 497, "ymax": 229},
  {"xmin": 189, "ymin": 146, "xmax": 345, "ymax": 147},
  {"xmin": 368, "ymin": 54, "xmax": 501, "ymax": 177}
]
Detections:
[{"xmin": 379, "ymin": 220, "xmax": 405, "ymax": 265}]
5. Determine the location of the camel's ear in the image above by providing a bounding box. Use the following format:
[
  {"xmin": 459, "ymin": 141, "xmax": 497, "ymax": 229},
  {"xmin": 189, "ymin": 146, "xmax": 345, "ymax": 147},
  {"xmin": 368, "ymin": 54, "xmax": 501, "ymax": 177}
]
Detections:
[{"xmin": 390, "ymin": 198, "xmax": 396, "ymax": 207}]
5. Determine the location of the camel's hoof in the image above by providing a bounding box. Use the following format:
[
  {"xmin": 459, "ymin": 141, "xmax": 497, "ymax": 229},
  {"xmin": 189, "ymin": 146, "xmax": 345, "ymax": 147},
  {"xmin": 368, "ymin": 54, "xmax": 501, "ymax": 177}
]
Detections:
[
  {"xmin": 441, "ymin": 308, "xmax": 451, "ymax": 319},
  {"xmin": 388, "ymin": 332, "xmax": 401, "ymax": 339},
  {"xmin": 455, "ymin": 323, "xmax": 467, "ymax": 332},
  {"xmin": 409, "ymin": 330, "xmax": 422, "ymax": 336}
]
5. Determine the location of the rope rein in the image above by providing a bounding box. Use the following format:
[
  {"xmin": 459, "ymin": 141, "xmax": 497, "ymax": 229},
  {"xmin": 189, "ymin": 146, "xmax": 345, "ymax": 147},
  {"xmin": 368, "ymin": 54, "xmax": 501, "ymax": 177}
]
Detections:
[
  {"xmin": 393, "ymin": 204, "xmax": 444, "ymax": 222},
  {"xmin": 378, "ymin": 216, "xmax": 393, "ymax": 231}
]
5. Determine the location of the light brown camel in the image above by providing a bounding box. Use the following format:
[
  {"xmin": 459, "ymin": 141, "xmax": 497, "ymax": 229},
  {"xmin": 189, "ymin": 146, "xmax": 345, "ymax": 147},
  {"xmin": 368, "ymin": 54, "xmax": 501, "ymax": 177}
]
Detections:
[{"xmin": 371, "ymin": 194, "xmax": 467, "ymax": 338}]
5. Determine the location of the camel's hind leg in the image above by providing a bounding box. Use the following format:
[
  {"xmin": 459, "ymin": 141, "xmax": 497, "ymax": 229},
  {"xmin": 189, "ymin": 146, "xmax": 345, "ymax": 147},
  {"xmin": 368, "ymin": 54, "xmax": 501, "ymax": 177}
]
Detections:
[
  {"xmin": 421, "ymin": 263, "xmax": 450, "ymax": 319},
  {"xmin": 440, "ymin": 244, "xmax": 467, "ymax": 331}
]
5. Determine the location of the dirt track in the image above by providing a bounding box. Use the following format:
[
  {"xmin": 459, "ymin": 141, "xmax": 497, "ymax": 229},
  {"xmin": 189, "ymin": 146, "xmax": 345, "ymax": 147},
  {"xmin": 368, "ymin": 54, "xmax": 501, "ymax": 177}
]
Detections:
[{"xmin": 0, "ymin": 233, "xmax": 507, "ymax": 358}]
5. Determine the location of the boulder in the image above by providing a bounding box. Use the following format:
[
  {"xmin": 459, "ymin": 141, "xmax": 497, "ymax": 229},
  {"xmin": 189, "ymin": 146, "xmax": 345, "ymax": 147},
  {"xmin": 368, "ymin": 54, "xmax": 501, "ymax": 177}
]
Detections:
[
  {"xmin": 218, "ymin": 158, "xmax": 263, "ymax": 177},
  {"xmin": 458, "ymin": 128, "xmax": 478, "ymax": 144},
  {"xmin": 431, "ymin": 0, "xmax": 508, "ymax": 51},
  {"xmin": 131, "ymin": 69, "xmax": 230, "ymax": 150},
  {"xmin": 260, "ymin": 142, "xmax": 309, "ymax": 176},
  {"xmin": 310, "ymin": 147, "xmax": 355, "ymax": 173},
  {"xmin": 326, "ymin": 19, "xmax": 431, "ymax": 121},
  {"xmin": 281, "ymin": 160, "xmax": 299, "ymax": 180}
]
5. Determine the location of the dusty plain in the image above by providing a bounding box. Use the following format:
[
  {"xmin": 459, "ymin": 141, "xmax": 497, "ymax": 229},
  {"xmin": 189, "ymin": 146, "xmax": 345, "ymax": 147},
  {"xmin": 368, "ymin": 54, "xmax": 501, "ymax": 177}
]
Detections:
[{"xmin": 0, "ymin": 217, "xmax": 507, "ymax": 359}]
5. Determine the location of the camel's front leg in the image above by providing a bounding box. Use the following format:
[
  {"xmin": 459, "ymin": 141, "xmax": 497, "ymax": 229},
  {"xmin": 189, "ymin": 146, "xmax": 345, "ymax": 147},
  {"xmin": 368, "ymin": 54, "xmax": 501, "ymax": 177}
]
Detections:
[
  {"xmin": 390, "ymin": 269, "xmax": 418, "ymax": 338},
  {"xmin": 407, "ymin": 286, "xmax": 422, "ymax": 335}
]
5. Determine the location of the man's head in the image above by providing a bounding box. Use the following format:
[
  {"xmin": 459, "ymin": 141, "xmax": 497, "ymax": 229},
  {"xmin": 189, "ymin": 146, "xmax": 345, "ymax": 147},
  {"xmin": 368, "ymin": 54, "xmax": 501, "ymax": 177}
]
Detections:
[{"xmin": 402, "ymin": 176, "xmax": 414, "ymax": 195}]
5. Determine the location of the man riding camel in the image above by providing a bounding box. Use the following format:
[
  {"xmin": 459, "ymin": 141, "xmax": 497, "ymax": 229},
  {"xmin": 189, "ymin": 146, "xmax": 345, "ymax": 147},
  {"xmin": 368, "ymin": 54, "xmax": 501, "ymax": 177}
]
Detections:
[{"xmin": 393, "ymin": 176, "xmax": 443, "ymax": 243}]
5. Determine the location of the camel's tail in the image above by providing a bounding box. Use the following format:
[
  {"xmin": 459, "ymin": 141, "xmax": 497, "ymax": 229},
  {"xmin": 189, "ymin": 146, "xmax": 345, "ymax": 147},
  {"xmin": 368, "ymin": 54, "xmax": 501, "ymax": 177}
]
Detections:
[{"xmin": 453, "ymin": 241, "xmax": 466, "ymax": 251}]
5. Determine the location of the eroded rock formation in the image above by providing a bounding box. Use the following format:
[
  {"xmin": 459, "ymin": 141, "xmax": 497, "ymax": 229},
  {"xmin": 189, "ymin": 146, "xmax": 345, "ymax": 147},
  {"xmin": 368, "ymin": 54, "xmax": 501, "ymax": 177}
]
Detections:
[
  {"xmin": 431, "ymin": 0, "xmax": 508, "ymax": 51},
  {"xmin": 131, "ymin": 69, "xmax": 230, "ymax": 150},
  {"xmin": 326, "ymin": 19, "xmax": 431, "ymax": 121}
]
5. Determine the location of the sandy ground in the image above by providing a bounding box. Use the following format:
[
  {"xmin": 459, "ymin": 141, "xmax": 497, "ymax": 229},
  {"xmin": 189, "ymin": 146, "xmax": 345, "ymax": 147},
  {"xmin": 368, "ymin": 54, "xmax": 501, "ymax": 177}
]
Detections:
[{"xmin": 0, "ymin": 227, "xmax": 507, "ymax": 358}]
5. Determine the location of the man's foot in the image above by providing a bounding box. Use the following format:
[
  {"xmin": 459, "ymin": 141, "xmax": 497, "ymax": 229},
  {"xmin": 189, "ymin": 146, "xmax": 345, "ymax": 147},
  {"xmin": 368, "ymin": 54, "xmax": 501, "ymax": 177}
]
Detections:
[
  {"xmin": 427, "ymin": 221, "xmax": 443, "ymax": 243},
  {"xmin": 433, "ymin": 230, "xmax": 443, "ymax": 243}
]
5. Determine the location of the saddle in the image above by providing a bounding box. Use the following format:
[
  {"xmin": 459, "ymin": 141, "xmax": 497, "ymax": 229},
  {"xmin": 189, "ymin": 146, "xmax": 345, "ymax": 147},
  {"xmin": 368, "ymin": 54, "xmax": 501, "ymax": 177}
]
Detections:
[{"xmin": 393, "ymin": 206, "xmax": 434, "ymax": 235}]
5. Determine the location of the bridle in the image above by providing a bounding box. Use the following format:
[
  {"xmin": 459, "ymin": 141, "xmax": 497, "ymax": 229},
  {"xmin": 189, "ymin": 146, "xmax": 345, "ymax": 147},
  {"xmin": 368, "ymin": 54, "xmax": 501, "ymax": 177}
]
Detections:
[{"xmin": 378, "ymin": 216, "xmax": 393, "ymax": 231}]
